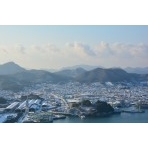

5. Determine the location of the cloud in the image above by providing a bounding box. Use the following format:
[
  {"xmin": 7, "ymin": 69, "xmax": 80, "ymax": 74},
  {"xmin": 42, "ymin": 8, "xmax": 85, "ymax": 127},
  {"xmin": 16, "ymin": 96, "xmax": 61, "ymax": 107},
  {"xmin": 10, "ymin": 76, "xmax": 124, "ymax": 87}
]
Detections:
[
  {"xmin": 64, "ymin": 41, "xmax": 148, "ymax": 67},
  {"xmin": 94, "ymin": 41, "xmax": 148, "ymax": 58},
  {"xmin": 29, "ymin": 43, "xmax": 60, "ymax": 55},
  {"xmin": 44, "ymin": 43, "xmax": 59, "ymax": 52},
  {"xmin": 14, "ymin": 44, "xmax": 26, "ymax": 54},
  {"xmin": 94, "ymin": 41, "xmax": 113, "ymax": 57},
  {"xmin": 66, "ymin": 42, "xmax": 95, "ymax": 57},
  {"xmin": 0, "ymin": 41, "xmax": 148, "ymax": 68}
]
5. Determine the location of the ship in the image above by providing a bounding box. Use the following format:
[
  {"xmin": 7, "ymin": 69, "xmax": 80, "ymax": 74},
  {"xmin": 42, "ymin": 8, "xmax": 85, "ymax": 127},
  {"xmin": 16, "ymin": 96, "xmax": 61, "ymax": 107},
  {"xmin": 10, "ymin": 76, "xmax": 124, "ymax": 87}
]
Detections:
[
  {"xmin": 39, "ymin": 115, "xmax": 53, "ymax": 123},
  {"xmin": 52, "ymin": 115, "xmax": 66, "ymax": 120},
  {"xmin": 122, "ymin": 107, "xmax": 145, "ymax": 113},
  {"xmin": 140, "ymin": 103, "xmax": 148, "ymax": 109}
]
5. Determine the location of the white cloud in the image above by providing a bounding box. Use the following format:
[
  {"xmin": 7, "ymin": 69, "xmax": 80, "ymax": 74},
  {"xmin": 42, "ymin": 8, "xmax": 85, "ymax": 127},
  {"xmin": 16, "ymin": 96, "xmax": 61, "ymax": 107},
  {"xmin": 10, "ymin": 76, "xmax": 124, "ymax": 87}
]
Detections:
[
  {"xmin": 44, "ymin": 43, "xmax": 59, "ymax": 52},
  {"xmin": 66, "ymin": 42, "xmax": 95, "ymax": 57},
  {"xmin": 0, "ymin": 41, "xmax": 148, "ymax": 68},
  {"xmin": 94, "ymin": 41, "xmax": 113, "ymax": 57},
  {"xmin": 94, "ymin": 41, "xmax": 148, "ymax": 59},
  {"xmin": 14, "ymin": 43, "xmax": 26, "ymax": 54}
]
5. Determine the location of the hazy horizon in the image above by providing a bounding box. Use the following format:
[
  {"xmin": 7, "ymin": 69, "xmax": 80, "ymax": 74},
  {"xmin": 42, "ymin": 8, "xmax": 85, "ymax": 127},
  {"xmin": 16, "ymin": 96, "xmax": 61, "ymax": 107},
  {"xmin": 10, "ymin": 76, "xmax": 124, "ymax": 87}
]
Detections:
[
  {"xmin": 0, "ymin": 25, "xmax": 148, "ymax": 69},
  {"xmin": 1, "ymin": 61, "xmax": 148, "ymax": 71}
]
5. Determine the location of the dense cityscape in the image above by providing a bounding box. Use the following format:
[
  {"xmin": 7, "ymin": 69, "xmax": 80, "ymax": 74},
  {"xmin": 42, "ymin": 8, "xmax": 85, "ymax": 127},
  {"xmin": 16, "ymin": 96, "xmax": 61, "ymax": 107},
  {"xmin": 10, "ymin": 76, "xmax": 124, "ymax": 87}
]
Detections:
[{"xmin": 0, "ymin": 80, "xmax": 148, "ymax": 123}]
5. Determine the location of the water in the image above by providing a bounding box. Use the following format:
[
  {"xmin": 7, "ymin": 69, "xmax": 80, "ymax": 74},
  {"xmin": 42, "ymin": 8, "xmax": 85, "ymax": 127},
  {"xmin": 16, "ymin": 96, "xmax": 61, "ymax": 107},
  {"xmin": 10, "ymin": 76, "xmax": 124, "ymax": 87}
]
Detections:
[{"xmin": 53, "ymin": 109, "xmax": 148, "ymax": 123}]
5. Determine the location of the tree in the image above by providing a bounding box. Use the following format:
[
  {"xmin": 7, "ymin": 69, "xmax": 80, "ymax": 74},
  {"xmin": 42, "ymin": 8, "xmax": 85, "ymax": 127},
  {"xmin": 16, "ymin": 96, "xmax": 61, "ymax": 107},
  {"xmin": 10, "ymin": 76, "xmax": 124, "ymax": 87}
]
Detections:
[
  {"xmin": 81, "ymin": 100, "xmax": 92, "ymax": 107},
  {"xmin": 0, "ymin": 97, "xmax": 7, "ymax": 104},
  {"xmin": 95, "ymin": 100, "xmax": 114, "ymax": 113},
  {"xmin": 71, "ymin": 103, "xmax": 80, "ymax": 108}
]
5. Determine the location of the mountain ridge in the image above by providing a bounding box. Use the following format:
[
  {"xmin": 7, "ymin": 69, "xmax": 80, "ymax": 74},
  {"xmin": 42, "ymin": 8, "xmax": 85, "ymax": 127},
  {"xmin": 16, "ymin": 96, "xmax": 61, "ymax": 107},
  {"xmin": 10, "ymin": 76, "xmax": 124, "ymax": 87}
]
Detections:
[
  {"xmin": 61, "ymin": 64, "xmax": 102, "ymax": 71},
  {"xmin": 0, "ymin": 62, "xmax": 147, "ymax": 91},
  {"xmin": 75, "ymin": 67, "xmax": 148, "ymax": 83},
  {"xmin": 55, "ymin": 67, "xmax": 86, "ymax": 78},
  {"xmin": 0, "ymin": 62, "xmax": 26, "ymax": 75},
  {"xmin": 124, "ymin": 67, "xmax": 148, "ymax": 74}
]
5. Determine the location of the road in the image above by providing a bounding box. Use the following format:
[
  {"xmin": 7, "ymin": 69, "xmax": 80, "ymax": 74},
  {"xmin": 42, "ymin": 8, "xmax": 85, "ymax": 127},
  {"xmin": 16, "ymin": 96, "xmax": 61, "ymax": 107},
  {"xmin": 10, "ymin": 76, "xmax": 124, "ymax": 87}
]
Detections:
[{"xmin": 51, "ymin": 93, "xmax": 69, "ymax": 108}]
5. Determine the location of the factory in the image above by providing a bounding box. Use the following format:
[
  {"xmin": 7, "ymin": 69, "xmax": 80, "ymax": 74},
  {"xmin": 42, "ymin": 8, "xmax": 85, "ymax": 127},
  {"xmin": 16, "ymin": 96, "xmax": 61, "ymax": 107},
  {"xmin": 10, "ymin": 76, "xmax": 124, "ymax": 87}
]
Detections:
[
  {"xmin": 5, "ymin": 102, "xmax": 20, "ymax": 113},
  {"xmin": 15, "ymin": 99, "xmax": 41, "ymax": 113}
]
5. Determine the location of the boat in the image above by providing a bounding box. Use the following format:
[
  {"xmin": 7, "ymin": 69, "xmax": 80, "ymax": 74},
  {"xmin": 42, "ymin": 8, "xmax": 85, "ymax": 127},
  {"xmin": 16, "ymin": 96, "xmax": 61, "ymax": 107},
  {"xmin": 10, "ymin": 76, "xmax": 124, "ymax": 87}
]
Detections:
[
  {"xmin": 140, "ymin": 103, "xmax": 148, "ymax": 109},
  {"xmin": 52, "ymin": 115, "xmax": 66, "ymax": 120},
  {"xmin": 80, "ymin": 115, "xmax": 85, "ymax": 119},
  {"xmin": 22, "ymin": 115, "xmax": 38, "ymax": 123},
  {"xmin": 123, "ymin": 110, "xmax": 145, "ymax": 113},
  {"xmin": 39, "ymin": 115, "xmax": 53, "ymax": 123},
  {"xmin": 122, "ymin": 108, "xmax": 145, "ymax": 113},
  {"xmin": 23, "ymin": 120, "xmax": 37, "ymax": 123}
]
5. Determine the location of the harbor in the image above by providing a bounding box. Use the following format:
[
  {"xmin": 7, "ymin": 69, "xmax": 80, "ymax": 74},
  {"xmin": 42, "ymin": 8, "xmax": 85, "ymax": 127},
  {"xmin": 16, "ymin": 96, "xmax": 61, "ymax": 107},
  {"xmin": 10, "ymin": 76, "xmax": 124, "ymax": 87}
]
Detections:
[
  {"xmin": 53, "ymin": 109, "xmax": 148, "ymax": 123},
  {"xmin": 0, "ymin": 81, "xmax": 148, "ymax": 123}
]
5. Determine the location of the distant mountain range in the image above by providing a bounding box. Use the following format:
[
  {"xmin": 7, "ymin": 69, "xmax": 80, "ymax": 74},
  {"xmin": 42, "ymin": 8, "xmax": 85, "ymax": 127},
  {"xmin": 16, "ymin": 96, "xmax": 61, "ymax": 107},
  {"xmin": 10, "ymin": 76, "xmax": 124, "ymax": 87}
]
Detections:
[
  {"xmin": 0, "ymin": 62, "xmax": 72, "ymax": 91},
  {"xmin": 55, "ymin": 67, "xmax": 86, "ymax": 78},
  {"xmin": 75, "ymin": 68, "xmax": 148, "ymax": 83},
  {"xmin": 61, "ymin": 65, "xmax": 101, "ymax": 71},
  {"xmin": 124, "ymin": 67, "xmax": 148, "ymax": 74},
  {"xmin": 40, "ymin": 65, "xmax": 100, "ymax": 72},
  {"xmin": 0, "ymin": 62, "xmax": 147, "ymax": 91},
  {"xmin": 44, "ymin": 65, "xmax": 148, "ymax": 74},
  {"xmin": 0, "ymin": 62, "xmax": 26, "ymax": 75}
]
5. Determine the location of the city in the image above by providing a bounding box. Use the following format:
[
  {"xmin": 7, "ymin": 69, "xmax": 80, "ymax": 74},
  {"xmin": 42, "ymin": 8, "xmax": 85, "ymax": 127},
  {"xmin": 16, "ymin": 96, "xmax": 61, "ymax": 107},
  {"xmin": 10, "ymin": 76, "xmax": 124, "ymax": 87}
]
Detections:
[{"xmin": 0, "ymin": 81, "xmax": 148, "ymax": 123}]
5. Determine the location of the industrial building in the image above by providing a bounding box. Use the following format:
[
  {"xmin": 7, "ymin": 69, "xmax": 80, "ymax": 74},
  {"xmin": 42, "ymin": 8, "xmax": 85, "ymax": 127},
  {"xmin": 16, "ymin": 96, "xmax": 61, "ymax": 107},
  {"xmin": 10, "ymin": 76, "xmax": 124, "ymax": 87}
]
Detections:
[
  {"xmin": 5, "ymin": 102, "xmax": 20, "ymax": 112},
  {"xmin": 15, "ymin": 99, "xmax": 41, "ymax": 113}
]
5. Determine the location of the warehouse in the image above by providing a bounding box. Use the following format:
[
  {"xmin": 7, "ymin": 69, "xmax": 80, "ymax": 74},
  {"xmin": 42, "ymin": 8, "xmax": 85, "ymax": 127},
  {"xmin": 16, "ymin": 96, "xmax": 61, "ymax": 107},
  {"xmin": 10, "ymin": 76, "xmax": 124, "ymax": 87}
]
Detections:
[
  {"xmin": 5, "ymin": 102, "xmax": 20, "ymax": 112},
  {"xmin": 15, "ymin": 101, "xmax": 27, "ymax": 113},
  {"xmin": 29, "ymin": 99, "xmax": 41, "ymax": 112}
]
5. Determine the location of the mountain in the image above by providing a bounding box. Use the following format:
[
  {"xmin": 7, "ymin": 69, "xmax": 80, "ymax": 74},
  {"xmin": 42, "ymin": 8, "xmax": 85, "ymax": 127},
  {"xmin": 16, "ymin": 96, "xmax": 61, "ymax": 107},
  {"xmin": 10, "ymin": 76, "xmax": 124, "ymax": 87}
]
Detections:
[
  {"xmin": 0, "ymin": 62, "xmax": 26, "ymax": 75},
  {"xmin": 124, "ymin": 67, "xmax": 148, "ymax": 74},
  {"xmin": 40, "ymin": 68, "xmax": 58, "ymax": 73},
  {"xmin": 75, "ymin": 68, "xmax": 148, "ymax": 83},
  {"xmin": 55, "ymin": 67, "xmax": 86, "ymax": 78},
  {"xmin": 0, "ymin": 75, "xmax": 23, "ymax": 91},
  {"xmin": 42, "ymin": 65, "xmax": 101, "ymax": 72},
  {"xmin": 12, "ymin": 69, "xmax": 72, "ymax": 84},
  {"xmin": 0, "ymin": 62, "xmax": 148, "ymax": 91},
  {"xmin": 61, "ymin": 65, "xmax": 102, "ymax": 71},
  {"xmin": 0, "ymin": 69, "xmax": 73, "ymax": 91}
]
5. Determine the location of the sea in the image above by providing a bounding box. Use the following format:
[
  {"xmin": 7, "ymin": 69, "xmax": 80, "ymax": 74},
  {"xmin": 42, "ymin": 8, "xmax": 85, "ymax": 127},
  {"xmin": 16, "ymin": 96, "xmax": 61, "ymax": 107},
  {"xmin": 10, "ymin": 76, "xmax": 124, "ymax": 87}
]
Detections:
[{"xmin": 53, "ymin": 109, "xmax": 148, "ymax": 123}]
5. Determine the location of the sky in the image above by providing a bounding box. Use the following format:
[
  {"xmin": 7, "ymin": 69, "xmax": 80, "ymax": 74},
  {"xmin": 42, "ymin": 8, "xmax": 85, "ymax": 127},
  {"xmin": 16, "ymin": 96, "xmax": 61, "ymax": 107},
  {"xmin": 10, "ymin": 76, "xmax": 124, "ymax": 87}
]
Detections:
[{"xmin": 0, "ymin": 25, "xmax": 148, "ymax": 69}]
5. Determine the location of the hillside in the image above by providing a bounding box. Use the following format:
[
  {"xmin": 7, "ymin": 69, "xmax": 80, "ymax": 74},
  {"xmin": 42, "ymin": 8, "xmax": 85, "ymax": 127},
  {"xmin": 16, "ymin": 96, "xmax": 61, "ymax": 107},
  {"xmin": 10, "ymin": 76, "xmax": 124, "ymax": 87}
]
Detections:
[
  {"xmin": 61, "ymin": 65, "xmax": 101, "ymax": 71},
  {"xmin": 55, "ymin": 67, "xmax": 86, "ymax": 78},
  {"xmin": 0, "ymin": 62, "xmax": 148, "ymax": 91},
  {"xmin": 75, "ymin": 68, "xmax": 147, "ymax": 83},
  {"xmin": 13, "ymin": 69, "xmax": 72, "ymax": 83},
  {"xmin": 0, "ymin": 69, "xmax": 72, "ymax": 91},
  {"xmin": 0, "ymin": 62, "xmax": 26, "ymax": 75},
  {"xmin": 124, "ymin": 67, "xmax": 148, "ymax": 74}
]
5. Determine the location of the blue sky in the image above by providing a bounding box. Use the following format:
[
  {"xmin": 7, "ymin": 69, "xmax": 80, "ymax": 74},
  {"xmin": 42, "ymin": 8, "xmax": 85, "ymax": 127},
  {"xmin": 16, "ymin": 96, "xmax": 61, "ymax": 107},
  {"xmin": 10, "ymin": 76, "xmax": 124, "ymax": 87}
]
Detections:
[
  {"xmin": 1, "ymin": 25, "xmax": 148, "ymax": 44},
  {"xmin": 0, "ymin": 25, "xmax": 148, "ymax": 69}
]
